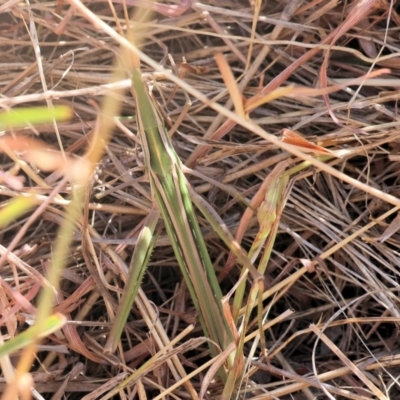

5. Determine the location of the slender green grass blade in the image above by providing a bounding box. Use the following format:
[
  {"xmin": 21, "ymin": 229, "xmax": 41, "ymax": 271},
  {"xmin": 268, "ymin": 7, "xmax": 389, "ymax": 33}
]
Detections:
[
  {"xmin": 0, "ymin": 197, "xmax": 36, "ymax": 228},
  {"xmin": 0, "ymin": 313, "xmax": 66, "ymax": 358},
  {"xmin": 104, "ymin": 209, "xmax": 160, "ymax": 354},
  {"xmin": 0, "ymin": 106, "xmax": 71, "ymax": 129}
]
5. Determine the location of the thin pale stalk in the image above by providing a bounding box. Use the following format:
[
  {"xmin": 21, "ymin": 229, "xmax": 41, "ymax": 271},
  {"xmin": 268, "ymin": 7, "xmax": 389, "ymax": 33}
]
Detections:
[
  {"xmin": 223, "ymin": 202, "xmax": 289, "ymax": 395},
  {"xmin": 232, "ymin": 166, "xmax": 289, "ymax": 323},
  {"xmin": 221, "ymin": 170, "xmax": 289, "ymax": 394}
]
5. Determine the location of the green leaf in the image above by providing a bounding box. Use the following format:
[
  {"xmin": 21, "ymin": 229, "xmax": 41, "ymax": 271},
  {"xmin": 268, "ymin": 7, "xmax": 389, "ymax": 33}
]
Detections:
[
  {"xmin": 0, "ymin": 196, "xmax": 36, "ymax": 228},
  {"xmin": 0, "ymin": 313, "xmax": 66, "ymax": 358},
  {"xmin": 0, "ymin": 106, "xmax": 72, "ymax": 129}
]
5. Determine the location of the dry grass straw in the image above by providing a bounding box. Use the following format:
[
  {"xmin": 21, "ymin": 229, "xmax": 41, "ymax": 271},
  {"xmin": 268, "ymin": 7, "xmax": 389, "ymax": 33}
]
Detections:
[{"xmin": 1, "ymin": 0, "xmax": 400, "ymax": 398}]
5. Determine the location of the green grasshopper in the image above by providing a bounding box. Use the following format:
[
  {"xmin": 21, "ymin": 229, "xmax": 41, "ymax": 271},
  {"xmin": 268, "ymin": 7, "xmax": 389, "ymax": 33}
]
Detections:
[
  {"xmin": 130, "ymin": 67, "xmax": 233, "ymax": 355},
  {"xmin": 105, "ymin": 66, "xmax": 268, "ymax": 392},
  {"xmin": 107, "ymin": 67, "xmax": 229, "ymax": 357}
]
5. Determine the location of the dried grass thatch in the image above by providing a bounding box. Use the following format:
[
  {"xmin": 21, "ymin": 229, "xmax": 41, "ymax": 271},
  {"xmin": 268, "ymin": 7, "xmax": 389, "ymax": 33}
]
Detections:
[{"xmin": 1, "ymin": 0, "xmax": 400, "ymax": 399}]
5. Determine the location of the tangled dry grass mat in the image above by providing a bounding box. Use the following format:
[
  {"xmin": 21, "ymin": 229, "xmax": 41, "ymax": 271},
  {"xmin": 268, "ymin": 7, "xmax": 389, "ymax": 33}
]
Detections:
[{"xmin": 0, "ymin": 0, "xmax": 400, "ymax": 399}]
